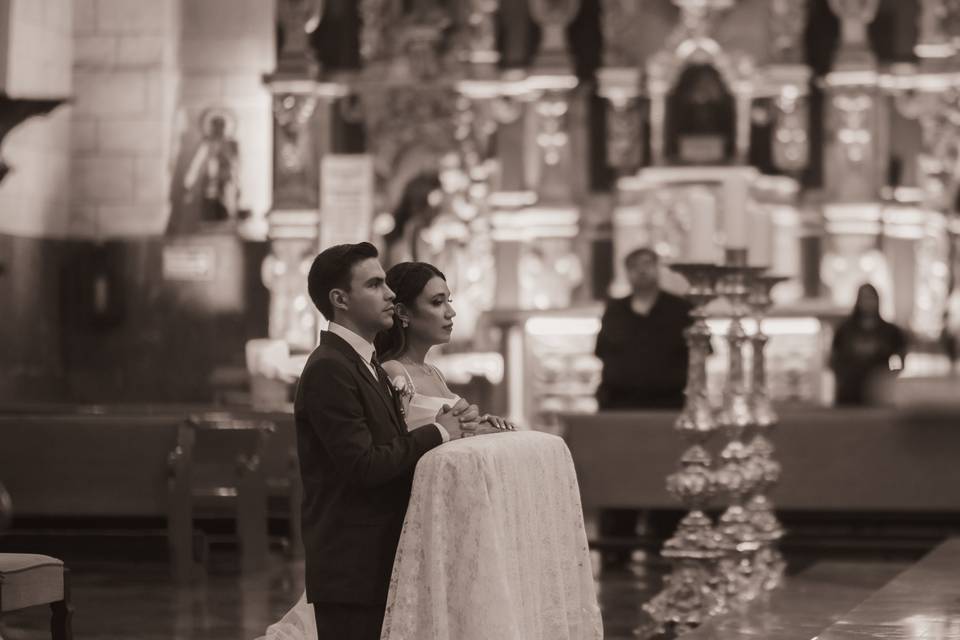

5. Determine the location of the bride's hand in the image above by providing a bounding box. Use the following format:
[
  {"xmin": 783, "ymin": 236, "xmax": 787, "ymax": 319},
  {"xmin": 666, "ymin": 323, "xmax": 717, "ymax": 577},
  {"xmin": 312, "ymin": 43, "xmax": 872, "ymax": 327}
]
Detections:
[{"xmin": 481, "ymin": 414, "xmax": 517, "ymax": 431}]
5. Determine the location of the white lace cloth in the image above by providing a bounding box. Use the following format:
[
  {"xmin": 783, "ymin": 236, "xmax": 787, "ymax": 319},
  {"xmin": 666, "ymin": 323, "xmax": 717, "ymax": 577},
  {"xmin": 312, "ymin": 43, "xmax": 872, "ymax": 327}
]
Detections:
[
  {"xmin": 381, "ymin": 430, "xmax": 602, "ymax": 640},
  {"xmin": 257, "ymin": 431, "xmax": 601, "ymax": 640}
]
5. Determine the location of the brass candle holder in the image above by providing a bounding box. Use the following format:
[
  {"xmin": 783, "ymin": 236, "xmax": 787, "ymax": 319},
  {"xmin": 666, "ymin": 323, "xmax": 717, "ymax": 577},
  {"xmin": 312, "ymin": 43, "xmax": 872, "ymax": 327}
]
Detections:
[
  {"xmin": 714, "ymin": 255, "xmax": 768, "ymax": 606},
  {"xmin": 744, "ymin": 273, "xmax": 790, "ymax": 592},
  {"xmin": 641, "ymin": 263, "xmax": 731, "ymax": 635}
]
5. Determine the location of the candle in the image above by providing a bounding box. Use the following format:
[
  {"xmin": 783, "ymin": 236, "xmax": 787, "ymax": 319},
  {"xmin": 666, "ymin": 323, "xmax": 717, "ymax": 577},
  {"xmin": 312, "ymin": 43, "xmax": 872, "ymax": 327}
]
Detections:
[
  {"xmin": 687, "ymin": 187, "xmax": 718, "ymax": 263},
  {"xmin": 723, "ymin": 175, "xmax": 749, "ymax": 248}
]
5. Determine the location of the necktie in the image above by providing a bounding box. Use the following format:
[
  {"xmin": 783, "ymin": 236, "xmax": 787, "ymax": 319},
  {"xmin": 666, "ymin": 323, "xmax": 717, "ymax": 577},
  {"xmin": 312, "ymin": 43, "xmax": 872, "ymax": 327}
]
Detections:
[
  {"xmin": 370, "ymin": 353, "xmax": 403, "ymax": 421},
  {"xmin": 370, "ymin": 353, "xmax": 393, "ymax": 396}
]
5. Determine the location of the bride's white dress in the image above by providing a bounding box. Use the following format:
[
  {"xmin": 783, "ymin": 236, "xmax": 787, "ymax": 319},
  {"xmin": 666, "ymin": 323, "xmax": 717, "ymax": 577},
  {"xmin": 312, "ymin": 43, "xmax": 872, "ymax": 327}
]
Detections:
[{"xmin": 258, "ymin": 365, "xmax": 602, "ymax": 640}]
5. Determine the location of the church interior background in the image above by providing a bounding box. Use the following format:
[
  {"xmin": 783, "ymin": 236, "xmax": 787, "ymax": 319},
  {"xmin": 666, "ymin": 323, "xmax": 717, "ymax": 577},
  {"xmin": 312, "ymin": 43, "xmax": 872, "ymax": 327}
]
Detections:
[{"xmin": 1, "ymin": 0, "xmax": 960, "ymax": 639}]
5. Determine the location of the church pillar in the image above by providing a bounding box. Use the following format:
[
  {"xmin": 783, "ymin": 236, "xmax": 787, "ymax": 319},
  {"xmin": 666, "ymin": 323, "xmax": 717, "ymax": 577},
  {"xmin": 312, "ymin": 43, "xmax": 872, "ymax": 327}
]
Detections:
[
  {"xmin": 481, "ymin": 0, "xmax": 583, "ymax": 311},
  {"xmin": 820, "ymin": 0, "xmax": 886, "ymax": 309},
  {"xmin": 827, "ymin": 0, "xmax": 880, "ymax": 70},
  {"xmin": 261, "ymin": 0, "xmax": 347, "ymax": 351}
]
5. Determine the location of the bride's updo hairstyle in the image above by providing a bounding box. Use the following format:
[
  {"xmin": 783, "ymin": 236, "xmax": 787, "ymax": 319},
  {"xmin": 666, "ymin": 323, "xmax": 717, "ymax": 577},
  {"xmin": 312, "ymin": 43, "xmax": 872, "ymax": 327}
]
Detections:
[{"xmin": 375, "ymin": 261, "xmax": 447, "ymax": 361}]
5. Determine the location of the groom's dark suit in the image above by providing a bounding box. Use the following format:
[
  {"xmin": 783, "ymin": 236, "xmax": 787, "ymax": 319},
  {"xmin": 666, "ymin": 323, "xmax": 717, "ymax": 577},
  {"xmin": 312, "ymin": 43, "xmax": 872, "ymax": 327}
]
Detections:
[{"xmin": 295, "ymin": 330, "xmax": 443, "ymax": 638}]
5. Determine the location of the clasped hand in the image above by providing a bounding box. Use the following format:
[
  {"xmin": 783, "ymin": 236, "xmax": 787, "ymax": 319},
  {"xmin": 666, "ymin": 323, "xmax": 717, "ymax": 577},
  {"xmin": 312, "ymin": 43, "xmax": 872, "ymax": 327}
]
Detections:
[{"xmin": 435, "ymin": 398, "xmax": 517, "ymax": 439}]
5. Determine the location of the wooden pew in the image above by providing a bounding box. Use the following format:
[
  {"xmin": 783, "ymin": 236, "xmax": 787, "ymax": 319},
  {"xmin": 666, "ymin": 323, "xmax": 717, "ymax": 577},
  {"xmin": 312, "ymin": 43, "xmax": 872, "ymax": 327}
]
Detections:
[
  {"xmin": 169, "ymin": 413, "xmax": 274, "ymax": 578},
  {"xmin": 0, "ymin": 406, "xmax": 302, "ymax": 575},
  {"xmin": 560, "ymin": 408, "xmax": 960, "ymax": 512}
]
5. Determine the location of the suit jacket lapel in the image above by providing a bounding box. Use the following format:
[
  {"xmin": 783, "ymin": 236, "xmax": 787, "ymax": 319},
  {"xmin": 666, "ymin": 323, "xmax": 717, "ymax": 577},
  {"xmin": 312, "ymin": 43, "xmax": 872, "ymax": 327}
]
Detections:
[
  {"xmin": 354, "ymin": 361, "xmax": 402, "ymax": 425},
  {"xmin": 321, "ymin": 332, "xmax": 404, "ymax": 433}
]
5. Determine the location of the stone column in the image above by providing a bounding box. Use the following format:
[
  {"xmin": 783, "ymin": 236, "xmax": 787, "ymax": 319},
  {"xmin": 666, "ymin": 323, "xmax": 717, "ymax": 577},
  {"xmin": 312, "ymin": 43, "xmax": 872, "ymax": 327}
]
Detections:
[
  {"xmin": 826, "ymin": 0, "xmax": 880, "ymax": 70},
  {"xmin": 819, "ymin": 0, "xmax": 885, "ymax": 306},
  {"xmin": 263, "ymin": 0, "xmax": 346, "ymax": 349},
  {"xmin": 263, "ymin": 79, "xmax": 345, "ymax": 345},
  {"xmin": 528, "ymin": 0, "xmax": 581, "ymax": 72}
]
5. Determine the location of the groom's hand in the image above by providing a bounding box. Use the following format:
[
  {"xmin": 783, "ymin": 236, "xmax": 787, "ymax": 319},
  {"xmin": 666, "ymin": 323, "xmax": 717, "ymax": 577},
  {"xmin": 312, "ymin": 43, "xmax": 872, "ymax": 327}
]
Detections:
[
  {"xmin": 450, "ymin": 398, "xmax": 480, "ymax": 424},
  {"xmin": 435, "ymin": 405, "xmax": 466, "ymax": 440}
]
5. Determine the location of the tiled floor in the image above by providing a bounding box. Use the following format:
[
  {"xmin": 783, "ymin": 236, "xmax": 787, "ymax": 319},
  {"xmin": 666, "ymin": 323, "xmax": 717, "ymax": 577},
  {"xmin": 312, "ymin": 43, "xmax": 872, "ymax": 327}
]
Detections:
[
  {"xmin": 0, "ymin": 550, "xmax": 668, "ymax": 640},
  {"xmin": 1, "ymin": 546, "xmax": 933, "ymax": 640}
]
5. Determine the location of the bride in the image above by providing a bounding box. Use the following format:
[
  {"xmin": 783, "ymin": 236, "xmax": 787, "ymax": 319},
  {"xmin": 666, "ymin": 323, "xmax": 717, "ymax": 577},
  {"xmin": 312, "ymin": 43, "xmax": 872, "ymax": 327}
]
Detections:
[{"xmin": 258, "ymin": 261, "xmax": 516, "ymax": 640}]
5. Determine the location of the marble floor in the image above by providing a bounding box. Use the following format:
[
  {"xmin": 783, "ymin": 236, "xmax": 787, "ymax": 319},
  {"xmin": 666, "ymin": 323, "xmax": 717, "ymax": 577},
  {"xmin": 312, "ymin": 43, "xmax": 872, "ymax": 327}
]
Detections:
[
  {"xmin": 0, "ymin": 549, "xmax": 667, "ymax": 640},
  {"xmin": 0, "ymin": 546, "xmax": 920, "ymax": 640}
]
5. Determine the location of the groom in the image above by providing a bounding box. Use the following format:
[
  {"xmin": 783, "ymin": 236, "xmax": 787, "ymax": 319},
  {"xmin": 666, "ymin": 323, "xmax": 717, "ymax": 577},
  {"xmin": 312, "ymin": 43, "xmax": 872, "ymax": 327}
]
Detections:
[{"xmin": 296, "ymin": 242, "xmax": 473, "ymax": 640}]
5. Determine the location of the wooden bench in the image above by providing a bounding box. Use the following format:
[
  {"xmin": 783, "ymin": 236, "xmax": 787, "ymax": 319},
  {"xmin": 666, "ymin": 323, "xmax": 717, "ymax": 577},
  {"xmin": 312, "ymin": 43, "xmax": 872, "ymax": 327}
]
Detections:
[
  {"xmin": 560, "ymin": 408, "xmax": 960, "ymax": 512},
  {"xmin": 0, "ymin": 407, "xmax": 302, "ymax": 575}
]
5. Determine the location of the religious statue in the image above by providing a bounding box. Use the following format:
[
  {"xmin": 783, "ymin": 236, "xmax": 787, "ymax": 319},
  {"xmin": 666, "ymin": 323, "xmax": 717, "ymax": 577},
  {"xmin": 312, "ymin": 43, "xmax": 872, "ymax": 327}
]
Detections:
[{"xmin": 183, "ymin": 108, "xmax": 242, "ymax": 224}]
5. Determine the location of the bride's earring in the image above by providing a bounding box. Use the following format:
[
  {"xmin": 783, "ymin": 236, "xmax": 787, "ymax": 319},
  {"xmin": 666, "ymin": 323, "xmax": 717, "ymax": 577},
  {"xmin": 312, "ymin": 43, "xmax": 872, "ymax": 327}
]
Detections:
[{"xmin": 401, "ymin": 319, "xmax": 409, "ymax": 328}]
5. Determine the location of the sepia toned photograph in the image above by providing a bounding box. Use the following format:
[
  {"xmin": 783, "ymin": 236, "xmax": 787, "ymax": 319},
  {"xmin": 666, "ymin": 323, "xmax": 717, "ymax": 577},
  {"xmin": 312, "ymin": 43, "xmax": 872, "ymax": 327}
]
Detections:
[{"xmin": 1, "ymin": 1, "xmax": 960, "ymax": 639}]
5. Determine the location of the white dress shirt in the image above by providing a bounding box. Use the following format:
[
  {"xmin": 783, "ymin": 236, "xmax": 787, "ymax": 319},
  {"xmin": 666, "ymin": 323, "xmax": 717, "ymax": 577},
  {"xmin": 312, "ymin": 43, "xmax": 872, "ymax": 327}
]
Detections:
[{"xmin": 328, "ymin": 322, "xmax": 450, "ymax": 442}]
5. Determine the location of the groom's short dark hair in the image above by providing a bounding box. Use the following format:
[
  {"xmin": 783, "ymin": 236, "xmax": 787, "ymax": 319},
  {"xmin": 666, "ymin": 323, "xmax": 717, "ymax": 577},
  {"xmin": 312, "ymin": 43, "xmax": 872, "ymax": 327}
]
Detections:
[{"xmin": 308, "ymin": 242, "xmax": 379, "ymax": 320}]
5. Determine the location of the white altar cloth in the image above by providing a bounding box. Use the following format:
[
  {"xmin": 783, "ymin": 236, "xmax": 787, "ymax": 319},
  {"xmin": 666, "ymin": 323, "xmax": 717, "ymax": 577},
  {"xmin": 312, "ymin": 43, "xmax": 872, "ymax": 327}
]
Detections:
[{"xmin": 380, "ymin": 430, "xmax": 603, "ymax": 640}]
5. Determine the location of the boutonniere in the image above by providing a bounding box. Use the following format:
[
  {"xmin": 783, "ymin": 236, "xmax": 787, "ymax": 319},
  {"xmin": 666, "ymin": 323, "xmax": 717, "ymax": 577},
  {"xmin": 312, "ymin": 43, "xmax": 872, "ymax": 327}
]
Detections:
[{"xmin": 389, "ymin": 375, "xmax": 415, "ymax": 417}]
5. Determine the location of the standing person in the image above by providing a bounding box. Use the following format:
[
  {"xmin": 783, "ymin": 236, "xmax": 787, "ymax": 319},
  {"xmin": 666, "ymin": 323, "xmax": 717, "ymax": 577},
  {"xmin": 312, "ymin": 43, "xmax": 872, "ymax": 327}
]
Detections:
[
  {"xmin": 296, "ymin": 242, "xmax": 477, "ymax": 640},
  {"xmin": 593, "ymin": 247, "xmax": 696, "ymax": 568},
  {"xmin": 830, "ymin": 283, "xmax": 908, "ymax": 406},
  {"xmin": 595, "ymin": 247, "xmax": 695, "ymax": 410}
]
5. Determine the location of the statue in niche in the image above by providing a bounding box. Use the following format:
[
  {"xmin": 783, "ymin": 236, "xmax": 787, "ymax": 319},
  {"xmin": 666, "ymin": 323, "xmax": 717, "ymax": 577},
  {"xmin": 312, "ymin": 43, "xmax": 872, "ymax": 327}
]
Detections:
[
  {"xmin": 182, "ymin": 108, "xmax": 243, "ymax": 225},
  {"xmin": 665, "ymin": 64, "xmax": 735, "ymax": 164}
]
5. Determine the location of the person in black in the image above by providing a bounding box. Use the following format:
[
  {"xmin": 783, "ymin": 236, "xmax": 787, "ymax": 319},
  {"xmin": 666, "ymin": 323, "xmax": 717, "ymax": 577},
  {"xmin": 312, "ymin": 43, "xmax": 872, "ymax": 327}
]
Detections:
[
  {"xmin": 830, "ymin": 283, "xmax": 908, "ymax": 406},
  {"xmin": 594, "ymin": 247, "xmax": 695, "ymax": 568},
  {"xmin": 595, "ymin": 247, "xmax": 695, "ymax": 410}
]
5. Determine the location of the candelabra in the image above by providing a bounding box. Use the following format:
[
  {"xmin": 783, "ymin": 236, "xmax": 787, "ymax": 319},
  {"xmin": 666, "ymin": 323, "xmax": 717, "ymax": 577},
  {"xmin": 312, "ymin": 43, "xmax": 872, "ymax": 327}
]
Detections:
[
  {"xmin": 714, "ymin": 255, "xmax": 768, "ymax": 606},
  {"xmin": 744, "ymin": 274, "xmax": 790, "ymax": 591},
  {"xmin": 641, "ymin": 263, "xmax": 730, "ymax": 636}
]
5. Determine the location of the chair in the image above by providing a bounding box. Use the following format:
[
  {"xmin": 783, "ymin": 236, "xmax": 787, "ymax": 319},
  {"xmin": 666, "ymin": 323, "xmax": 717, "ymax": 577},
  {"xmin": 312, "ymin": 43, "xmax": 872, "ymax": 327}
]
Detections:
[
  {"xmin": 0, "ymin": 481, "xmax": 73, "ymax": 639},
  {"xmin": 167, "ymin": 413, "xmax": 275, "ymax": 579}
]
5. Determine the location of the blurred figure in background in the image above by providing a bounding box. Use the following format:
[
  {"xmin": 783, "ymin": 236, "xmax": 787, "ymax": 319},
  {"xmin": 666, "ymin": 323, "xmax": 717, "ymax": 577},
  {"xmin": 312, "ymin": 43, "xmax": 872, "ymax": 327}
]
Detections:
[
  {"xmin": 830, "ymin": 283, "xmax": 908, "ymax": 406},
  {"xmin": 595, "ymin": 247, "xmax": 694, "ymax": 410},
  {"xmin": 593, "ymin": 247, "xmax": 695, "ymax": 568}
]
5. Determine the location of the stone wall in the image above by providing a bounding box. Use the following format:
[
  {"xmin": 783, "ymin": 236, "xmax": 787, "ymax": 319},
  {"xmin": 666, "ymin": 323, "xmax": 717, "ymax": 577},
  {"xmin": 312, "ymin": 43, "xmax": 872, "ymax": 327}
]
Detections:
[
  {"xmin": 0, "ymin": 0, "xmax": 73, "ymax": 237},
  {"xmin": 71, "ymin": 0, "xmax": 180, "ymax": 237}
]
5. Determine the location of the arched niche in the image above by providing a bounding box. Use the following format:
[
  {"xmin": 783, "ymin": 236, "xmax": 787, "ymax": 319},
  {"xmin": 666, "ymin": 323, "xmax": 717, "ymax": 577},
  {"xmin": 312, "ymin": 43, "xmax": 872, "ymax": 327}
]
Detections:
[{"xmin": 664, "ymin": 63, "xmax": 736, "ymax": 164}]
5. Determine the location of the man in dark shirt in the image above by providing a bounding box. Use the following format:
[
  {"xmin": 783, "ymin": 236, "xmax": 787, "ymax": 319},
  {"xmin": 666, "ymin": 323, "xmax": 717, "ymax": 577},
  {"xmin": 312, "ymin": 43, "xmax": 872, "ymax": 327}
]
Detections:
[
  {"xmin": 594, "ymin": 247, "xmax": 695, "ymax": 567},
  {"xmin": 595, "ymin": 247, "xmax": 694, "ymax": 410}
]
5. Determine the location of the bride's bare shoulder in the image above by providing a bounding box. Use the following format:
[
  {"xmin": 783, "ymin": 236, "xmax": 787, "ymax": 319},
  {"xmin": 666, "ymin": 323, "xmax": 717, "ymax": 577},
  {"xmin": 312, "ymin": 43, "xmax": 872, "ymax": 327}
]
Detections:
[{"xmin": 381, "ymin": 360, "xmax": 407, "ymax": 379}]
